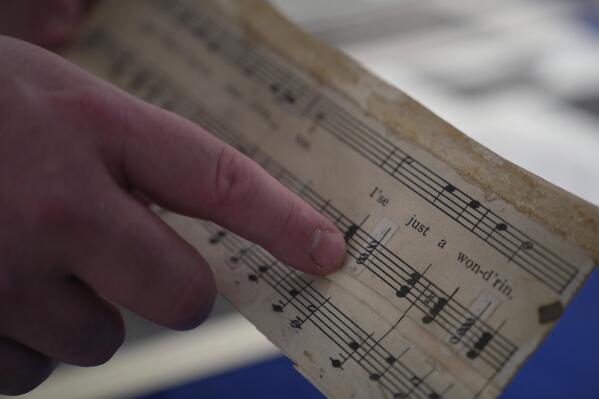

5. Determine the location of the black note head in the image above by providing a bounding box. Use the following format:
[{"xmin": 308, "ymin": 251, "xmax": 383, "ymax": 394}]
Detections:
[
  {"xmin": 444, "ymin": 184, "xmax": 456, "ymax": 193},
  {"xmin": 348, "ymin": 341, "xmax": 360, "ymax": 350},
  {"xmin": 522, "ymin": 241, "xmax": 534, "ymax": 250},
  {"xmin": 248, "ymin": 274, "xmax": 258, "ymax": 282},
  {"xmin": 272, "ymin": 304, "xmax": 283, "ymax": 312},
  {"xmin": 258, "ymin": 265, "xmax": 270, "ymax": 273},
  {"xmin": 407, "ymin": 272, "xmax": 421, "ymax": 285},
  {"xmin": 369, "ymin": 373, "xmax": 380, "ymax": 381},
  {"xmin": 396, "ymin": 286, "xmax": 409, "ymax": 298},
  {"xmin": 468, "ymin": 200, "xmax": 481, "ymax": 209},
  {"xmin": 436, "ymin": 298, "xmax": 448, "ymax": 309},
  {"xmin": 496, "ymin": 223, "xmax": 508, "ymax": 231},
  {"xmin": 386, "ymin": 355, "xmax": 396, "ymax": 364},
  {"xmin": 479, "ymin": 332, "xmax": 493, "ymax": 345},
  {"xmin": 344, "ymin": 224, "xmax": 359, "ymax": 242},
  {"xmin": 330, "ymin": 358, "xmax": 342, "ymax": 368},
  {"xmin": 289, "ymin": 288, "xmax": 299, "ymax": 297}
]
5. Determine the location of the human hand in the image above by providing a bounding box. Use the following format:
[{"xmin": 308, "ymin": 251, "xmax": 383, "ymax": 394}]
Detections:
[{"xmin": 0, "ymin": 36, "xmax": 346, "ymax": 395}]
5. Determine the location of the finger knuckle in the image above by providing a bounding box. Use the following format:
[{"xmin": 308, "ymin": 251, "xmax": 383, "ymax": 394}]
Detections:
[{"xmin": 210, "ymin": 146, "xmax": 256, "ymax": 213}]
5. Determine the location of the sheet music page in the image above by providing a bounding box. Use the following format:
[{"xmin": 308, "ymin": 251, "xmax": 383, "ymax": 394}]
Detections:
[{"xmin": 65, "ymin": 1, "xmax": 599, "ymax": 398}]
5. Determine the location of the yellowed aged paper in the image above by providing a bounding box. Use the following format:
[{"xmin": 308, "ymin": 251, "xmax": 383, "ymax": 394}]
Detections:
[{"xmin": 65, "ymin": 1, "xmax": 599, "ymax": 398}]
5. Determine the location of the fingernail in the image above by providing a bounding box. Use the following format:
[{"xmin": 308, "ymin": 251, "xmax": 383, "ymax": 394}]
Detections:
[{"xmin": 310, "ymin": 229, "xmax": 346, "ymax": 272}]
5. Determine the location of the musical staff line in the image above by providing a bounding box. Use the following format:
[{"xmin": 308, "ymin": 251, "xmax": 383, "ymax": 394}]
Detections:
[
  {"xmin": 205, "ymin": 222, "xmax": 442, "ymax": 399},
  {"xmin": 158, "ymin": 0, "xmax": 579, "ymax": 294},
  {"xmin": 80, "ymin": 25, "xmax": 517, "ymax": 393}
]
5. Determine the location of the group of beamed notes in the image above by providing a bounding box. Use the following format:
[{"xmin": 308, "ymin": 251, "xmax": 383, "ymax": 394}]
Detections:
[{"xmin": 65, "ymin": 1, "xmax": 599, "ymax": 398}]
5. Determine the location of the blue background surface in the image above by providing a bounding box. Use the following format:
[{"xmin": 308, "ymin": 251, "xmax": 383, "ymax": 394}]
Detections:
[{"xmin": 138, "ymin": 268, "xmax": 599, "ymax": 399}]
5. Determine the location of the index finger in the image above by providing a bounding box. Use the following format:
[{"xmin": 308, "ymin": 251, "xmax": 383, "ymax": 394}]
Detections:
[{"xmin": 101, "ymin": 94, "xmax": 347, "ymax": 275}]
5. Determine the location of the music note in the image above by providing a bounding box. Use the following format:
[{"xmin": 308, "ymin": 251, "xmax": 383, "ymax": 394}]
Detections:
[
  {"xmin": 258, "ymin": 264, "xmax": 271, "ymax": 273},
  {"xmin": 458, "ymin": 199, "xmax": 481, "ymax": 219},
  {"xmin": 433, "ymin": 184, "xmax": 456, "ymax": 204},
  {"xmin": 290, "ymin": 316, "xmax": 304, "ymax": 329},
  {"xmin": 270, "ymin": 82, "xmax": 297, "ymax": 105},
  {"xmin": 396, "ymin": 272, "xmax": 421, "ymax": 298},
  {"xmin": 229, "ymin": 247, "xmax": 250, "ymax": 264},
  {"xmin": 274, "ymin": 279, "xmax": 318, "ymax": 313},
  {"xmin": 485, "ymin": 222, "xmax": 507, "ymax": 242},
  {"xmin": 356, "ymin": 232, "xmax": 388, "ymax": 265},
  {"xmin": 272, "ymin": 303, "xmax": 284, "ymax": 313},
  {"xmin": 508, "ymin": 241, "xmax": 534, "ymax": 262},
  {"xmin": 344, "ymin": 224, "xmax": 359, "ymax": 242},
  {"xmin": 423, "ymin": 287, "xmax": 458, "ymax": 324},
  {"xmin": 348, "ymin": 341, "xmax": 360, "ymax": 351},
  {"xmin": 422, "ymin": 298, "xmax": 448, "ymax": 324},
  {"xmin": 209, "ymin": 230, "xmax": 227, "ymax": 244},
  {"xmin": 467, "ymin": 331, "xmax": 494, "ymax": 359},
  {"xmin": 396, "ymin": 263, "xmax": 432, "ymax": 298}
]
